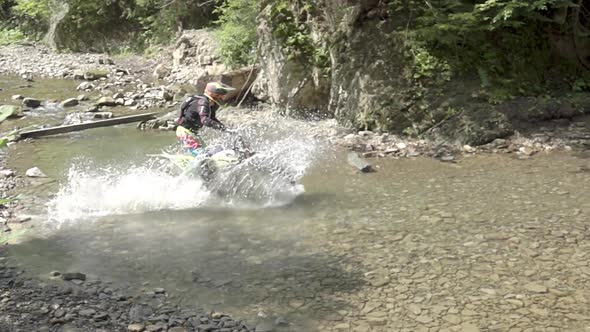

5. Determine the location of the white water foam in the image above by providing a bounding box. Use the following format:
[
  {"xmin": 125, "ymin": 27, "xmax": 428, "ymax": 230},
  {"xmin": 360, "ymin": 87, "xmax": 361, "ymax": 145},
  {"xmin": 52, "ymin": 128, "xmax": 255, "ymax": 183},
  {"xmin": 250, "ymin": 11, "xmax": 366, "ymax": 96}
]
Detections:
[
  {"xmin": 46, "ymin": 116, "xmax": 325, "ymax": 223},
  {"xmin": 47, "ymin": 163, "xmax": 211, "ymax": 224}
]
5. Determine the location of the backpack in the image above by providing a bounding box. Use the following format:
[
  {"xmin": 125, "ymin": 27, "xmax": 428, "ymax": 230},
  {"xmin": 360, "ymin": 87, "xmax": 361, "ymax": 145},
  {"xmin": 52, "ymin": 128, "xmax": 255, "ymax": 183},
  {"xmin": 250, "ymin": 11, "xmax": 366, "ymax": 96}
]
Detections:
[{"xmin": 176, "ymin": 95, "xmax": 207, "ymax": 125}]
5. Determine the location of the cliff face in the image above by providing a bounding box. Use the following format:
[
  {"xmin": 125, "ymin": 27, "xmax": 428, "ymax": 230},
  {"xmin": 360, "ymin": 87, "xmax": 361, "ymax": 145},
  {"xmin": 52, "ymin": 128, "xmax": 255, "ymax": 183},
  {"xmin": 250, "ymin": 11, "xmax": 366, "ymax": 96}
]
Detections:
[
  {"xmin": 251, "ymin": 3, "xmax": 330, "ymax": 117},
  {"xmin": 252, "ymin": 1, "xmax": 590, "ymax": 144}
]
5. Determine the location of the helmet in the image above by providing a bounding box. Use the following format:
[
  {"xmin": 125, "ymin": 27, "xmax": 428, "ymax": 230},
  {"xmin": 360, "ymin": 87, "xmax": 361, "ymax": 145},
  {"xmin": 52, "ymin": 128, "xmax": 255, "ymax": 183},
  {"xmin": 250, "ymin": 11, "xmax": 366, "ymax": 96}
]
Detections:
[{"xmin": 204, "ymin": 82, "xmax": 236, "ymax": 102}]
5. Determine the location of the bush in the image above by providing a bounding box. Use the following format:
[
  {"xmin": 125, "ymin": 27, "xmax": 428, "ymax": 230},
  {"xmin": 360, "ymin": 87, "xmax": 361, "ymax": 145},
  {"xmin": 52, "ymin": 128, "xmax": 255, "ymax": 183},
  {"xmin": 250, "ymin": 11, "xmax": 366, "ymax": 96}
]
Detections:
[
  {"xmin": 213, "ymin": 0, "xmax": 258, "ymax": 68},
  {"xmin": 0, "ymin": 27, "xmax": 24, "ymax": 45}
]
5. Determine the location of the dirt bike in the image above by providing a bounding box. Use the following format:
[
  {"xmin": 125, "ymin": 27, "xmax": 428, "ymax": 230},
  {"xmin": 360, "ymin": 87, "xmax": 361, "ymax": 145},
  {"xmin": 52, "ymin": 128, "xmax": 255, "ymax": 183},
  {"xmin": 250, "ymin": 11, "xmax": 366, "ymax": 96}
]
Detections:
[{"xmin": 150, "ymin": 134, "xmax": 255, "ymax": 182}]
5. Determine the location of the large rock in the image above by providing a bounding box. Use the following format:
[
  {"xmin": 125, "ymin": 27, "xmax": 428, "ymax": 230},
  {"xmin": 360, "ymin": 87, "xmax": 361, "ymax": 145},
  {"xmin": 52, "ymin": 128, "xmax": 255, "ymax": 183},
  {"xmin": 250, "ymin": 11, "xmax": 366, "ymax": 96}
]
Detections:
[
  {"xmin": 153, "ymin": 64, "xmax": 171, "ymax": 79},
  {"xmin": 22, "ymin": 97, "xmax": 42, "ymax": 108},
  {"xmin": 168, "ymin": 29, "xmax": 228, "ymax": 83},
  {"xmin": 195, "ymin": 66, "xmax": 259, "ymax": 101},
  {"xmin": 96, "ymin": 97, "xmax": 117, "ymax": 107},
  {"xmin": 60, "ymin": 98, "xmax": 79, "ymax": 108},
  {"xmin": 84, "ymin": 69, "xmax": 108, "ymax": 81},
  {"xmin": 26, "ymin": 167, "xmax": 47, "ymax": 178},
  {"xmin": 0, "ymin": 105, "xmax": 23, "ymax": 121},
  {"xmin": 251, "ymin": 4, "xmax": 330, "ymax": 115}
]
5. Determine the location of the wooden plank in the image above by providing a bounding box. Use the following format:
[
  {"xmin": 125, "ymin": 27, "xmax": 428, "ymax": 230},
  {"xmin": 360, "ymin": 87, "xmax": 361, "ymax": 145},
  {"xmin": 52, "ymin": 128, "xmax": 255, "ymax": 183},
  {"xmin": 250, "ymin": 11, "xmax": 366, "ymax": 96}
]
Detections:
[
  {"xmin": 18, "ymin": 112, "xmax": 159, "ymax": 140},
  {"xmin": 347, "ymin": 152, "xmax": 374, "ymax": 173}
]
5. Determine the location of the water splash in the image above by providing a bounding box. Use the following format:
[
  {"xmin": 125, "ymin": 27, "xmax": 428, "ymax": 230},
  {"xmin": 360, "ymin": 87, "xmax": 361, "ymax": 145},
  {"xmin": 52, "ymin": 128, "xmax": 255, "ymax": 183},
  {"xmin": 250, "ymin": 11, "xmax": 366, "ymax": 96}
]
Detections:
[
  {"xmin": 47, "ymin": 162, "xmax": 210, "ymax": 224},
  {"xmin": 46, "ymin": 114, "xmax": 325, "ymax": 223}
]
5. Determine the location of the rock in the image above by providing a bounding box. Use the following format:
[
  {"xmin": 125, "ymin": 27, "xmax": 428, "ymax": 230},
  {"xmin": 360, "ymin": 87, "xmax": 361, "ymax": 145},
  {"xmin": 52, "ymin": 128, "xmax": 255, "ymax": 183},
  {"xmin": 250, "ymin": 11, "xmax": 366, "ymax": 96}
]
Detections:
[
  {"xmin": 153, "ymin": 64, "xmax": 171, "ymax": 79},
  {"xmin": 96, "ymin": 97, "xmax": 117, "ymax": 107},
  {"xmin": 443, "ymin": 314, "xmax": 462, "ymax": 325},
  {"xmin": 519, "ymin": 146, "xmax": 536, "ymax": 156},
  {"xmin": 73, "ymin": 71, "xmax": 85, "ymax": 79},
  {"xmin": 524, "ymin": 283, "xmax": 548, "ymax": 293},
  {"xmin": 77, "ymin": 94, "xmax": 89, "ymax": 101},
  {"xmin": 11, "ymin": 95, "xmax": 24, "ymax": 100},
  {"xmin": 415, "ymin": 315, "xmax": 433, "ymax": 324},
  {"xmin": 440, "ymin": 155, "xmax": 456, "ymax": 163},
  {"xmin": 128, "ymin": 324, "xmax": 146, "ymax": 332},
  {"xmin": 98, "ymin": 57, "xmax": 114, "ymax": 65},
  {"xmin": 274, "ymin": 317, "xmax": 288, "ymax": 326},
  {"xmin": 60, "ymin": 98, "xmax": 79, "ymax": 108},
  {"xmin": 0, "ymin": 105, "xmax": 23, "ymax": 119},
  {"xmin": 157, "ymin": 91, "xmax": 173, "ymax": 101},
  {"xmin": 25, "ymin": 167, "xmax": 47, "ymax": 178},
  {"xmin": 463, "ymin": 145, "xmax": 476, "ymax": 153},
  {"xmin": 49, "ymin": 271, "xmax": 61, "ymax": 277},
  {"xmin": 87, "ymin": 105, "xmax": 100, "ymax": 113},
  {"xmin": 129, "ymin": 305, "xmax": 153, "ymax": 322},
  {"xmin": 0, "ymin": 169, "xmax": 14, "ymax": 177},
  {"xmin": 369, "ymin": 276, "xmax": 389, "ymax": 287},
  {"xmin": 347, "ymin": 152, "xmax": 374, "ymax": 173},
  {"xmin": 84, "ymin": 70, "xmax": 108, "ymax": 81},
  {"xmin": 396, "ymin": 142, "xmax": 407, "ymax": 149},
  {"xmin": 22, "ymin": 97, "xmax": 41, "ymax": 108},
  {"xmin": 407, "ymin": 304, "xmax": 421, "ymax": 315},
  {"xmin": 61, "ymin": 272, "xmax": 86, "ymax": 281},
  {"xmin": 124, "ymin": 99, "xmax": 137, "ymax": 106},
  {"xmin": 146, "ymin": 323, "xmax": 166, "ymax": 332},
  {"xmin": 334, "ymin": 323, "xmax": 350, "ymax": 330},
  {"xmin": 167, "ymin": 328, "xmax": 187, "ymax": 332},
  {"xmin": 54, "ymin": 309, "xmax": 66, "ymax": 318},
  {"xmin": 255, "ymin": 322, "xmax": 274, "ymax": 332},
  {"xmin": 113, "ymin": 92, "xmax": 125, "ymax": 99},
  {"xmin": 93, "ymin": 312, "xmax": 109, "ymax": 321},
  {"xmin": 77, "ymin": 82, "xmax": 94, "ymax": 91},
  {"xmin": 154, "ymin": 287, "xmax": 165, "ymax": 294},
  {"xmin": 288, "ymin": 298, "xmax": 305, "ymax": 309},
  {"xmin": 116, "ymin": 98, "xmax": 125, "ymax": 105},
  {"xmin": 79, "ymin": 308, "xmax": 96, "ymax": 317}
]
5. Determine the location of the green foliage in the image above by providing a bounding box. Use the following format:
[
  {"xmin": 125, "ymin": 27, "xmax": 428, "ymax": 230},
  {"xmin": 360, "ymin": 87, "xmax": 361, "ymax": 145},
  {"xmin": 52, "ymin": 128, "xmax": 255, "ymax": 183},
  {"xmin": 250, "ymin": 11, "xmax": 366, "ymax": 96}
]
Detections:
[
  {"xmin": 214, "ymin": 0, "xmax": 258, "ymax": 68},
  {"xmin": 267, "ymin": 0, "xmax": 330, "ymax": 73},
  {"xmin": 0, "ymin": 27, "xmax": 24, "ymax": 45},
  {"xmin": 390, "ymin": 0, "xmax": 585, "ymax": 100},
  {"xmin": 0, "ymin": 0, "xmax": 217, "ymax": 51}
]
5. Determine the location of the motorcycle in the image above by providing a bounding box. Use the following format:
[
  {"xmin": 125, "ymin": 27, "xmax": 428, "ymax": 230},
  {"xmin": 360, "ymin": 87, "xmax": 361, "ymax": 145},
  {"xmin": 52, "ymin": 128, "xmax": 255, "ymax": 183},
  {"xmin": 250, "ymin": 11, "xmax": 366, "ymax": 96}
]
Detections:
[{"xmin": 150, "ymin": 134, "xmax": 255, "ymax": 182}]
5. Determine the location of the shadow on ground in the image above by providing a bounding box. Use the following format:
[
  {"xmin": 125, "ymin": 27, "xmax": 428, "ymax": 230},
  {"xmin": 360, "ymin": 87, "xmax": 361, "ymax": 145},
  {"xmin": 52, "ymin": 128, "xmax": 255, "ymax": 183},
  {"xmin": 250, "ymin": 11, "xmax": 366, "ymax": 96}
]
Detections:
[{"xmin": 4, "ymin": 202, "xmax": 365, "ymax": 331}]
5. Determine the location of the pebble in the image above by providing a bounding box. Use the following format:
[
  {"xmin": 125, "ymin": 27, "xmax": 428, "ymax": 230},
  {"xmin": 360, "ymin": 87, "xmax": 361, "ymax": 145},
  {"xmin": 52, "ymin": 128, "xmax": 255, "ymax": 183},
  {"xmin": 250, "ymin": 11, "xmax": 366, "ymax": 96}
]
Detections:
[
  {"xmin": 127, "ymin": 323, "xmax": 146, "ymax": 332},
  {"xmin": 524, "ymin": 283, "xmax": 548, "ymax": 293}
]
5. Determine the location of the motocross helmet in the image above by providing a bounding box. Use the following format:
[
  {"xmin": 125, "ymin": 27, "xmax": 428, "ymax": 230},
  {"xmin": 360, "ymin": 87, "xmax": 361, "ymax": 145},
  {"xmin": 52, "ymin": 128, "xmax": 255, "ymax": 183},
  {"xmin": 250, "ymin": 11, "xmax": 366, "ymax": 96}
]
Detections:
[{"xmin": 204, "ymin": 82, "xmax": 236, "ymax": 104}]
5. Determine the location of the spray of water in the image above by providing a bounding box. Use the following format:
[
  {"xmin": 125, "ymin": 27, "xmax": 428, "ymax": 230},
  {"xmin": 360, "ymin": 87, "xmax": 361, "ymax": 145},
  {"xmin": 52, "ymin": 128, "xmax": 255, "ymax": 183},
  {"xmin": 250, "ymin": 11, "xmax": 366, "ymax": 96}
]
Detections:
[
  {"xmin": 46, "ymin": 113, "xmax": 326, "ymax": 223},
  {"xmin": 46, "ymin": 162, "xmax": 211, "ymax": 224}
]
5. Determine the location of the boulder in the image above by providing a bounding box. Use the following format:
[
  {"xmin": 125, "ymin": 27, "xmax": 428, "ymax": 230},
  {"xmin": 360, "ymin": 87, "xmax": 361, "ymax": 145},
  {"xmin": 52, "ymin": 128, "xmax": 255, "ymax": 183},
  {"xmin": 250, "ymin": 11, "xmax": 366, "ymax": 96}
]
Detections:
[
  {"xmin": 60, "ymin": 98, "xmax": 79, "ymax": 108},
  {"xmin": 26, "ymin": 167, "xmax": 47, "ymax": 178},
  {"xmin": 84, "ymin": 70, "xmax": 108, "ymax": 81},
  {"xmin": 76, "ymin": 82, "xmax": 94, "ymax": 91},
  {"xmin": 251, "ymin": 6, "xmax": 329, "ymax": 114},
  {"xmin": 22, "ymin": 98, "xmax": 42, "ymax": 108},
  {"xmin": 153, "ymin": 64, "xmax": 171, "ymax": 79},
  {"xmin": 0, "ymin": 105, "xmax": 23, "ymax": 122},
  {"xmin": 93, "ymin": 112, "xmax": 113, "ymax": 119},
  {"xmin": 96, "ymin": 97, "xmax": 117, "ymax": 107}
]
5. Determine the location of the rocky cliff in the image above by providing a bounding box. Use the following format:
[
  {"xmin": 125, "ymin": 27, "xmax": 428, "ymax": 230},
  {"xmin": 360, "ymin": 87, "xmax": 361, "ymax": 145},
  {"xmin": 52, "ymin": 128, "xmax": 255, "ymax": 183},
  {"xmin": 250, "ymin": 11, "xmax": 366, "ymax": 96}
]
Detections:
[{"xmin": 250, "ymin": 0, "xmax": 590, "ymax": 145}]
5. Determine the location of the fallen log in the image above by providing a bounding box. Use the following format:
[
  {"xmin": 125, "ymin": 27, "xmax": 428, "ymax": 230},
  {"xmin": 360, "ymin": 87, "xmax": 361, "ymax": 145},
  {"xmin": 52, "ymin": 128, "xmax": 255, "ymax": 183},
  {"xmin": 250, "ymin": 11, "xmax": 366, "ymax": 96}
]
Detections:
[
  {"xmin": 18, "ymin": 112, "xmax": 159, "ymax": 140},
  {"xmin": 347, "ymin": 151, "xmax": 374, "ymax": 173}
]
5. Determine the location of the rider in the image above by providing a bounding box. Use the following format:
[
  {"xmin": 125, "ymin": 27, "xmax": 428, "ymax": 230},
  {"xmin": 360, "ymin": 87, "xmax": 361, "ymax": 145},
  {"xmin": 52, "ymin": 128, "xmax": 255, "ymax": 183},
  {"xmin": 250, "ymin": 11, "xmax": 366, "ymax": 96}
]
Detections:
[{"xmin": 175, "ymin": 82, "xmax": 236, "ymax": 156}]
